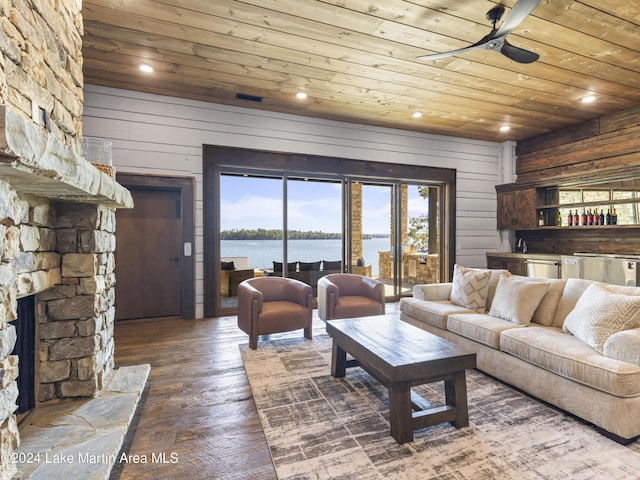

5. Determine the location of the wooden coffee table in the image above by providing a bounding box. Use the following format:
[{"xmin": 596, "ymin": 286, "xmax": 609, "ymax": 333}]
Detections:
[{"xmin": 326, "ymin": 314, "xmax": 476, "ymax": 443}]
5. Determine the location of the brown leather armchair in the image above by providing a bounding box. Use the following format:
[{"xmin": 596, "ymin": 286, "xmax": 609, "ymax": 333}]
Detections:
[
  {"xmin": 317, "ymin": 273, "xmax": 385, "ymax": 321},
  {"xmin": 237, "ymin": 277, "xmax": 313, "ymax": 349}
]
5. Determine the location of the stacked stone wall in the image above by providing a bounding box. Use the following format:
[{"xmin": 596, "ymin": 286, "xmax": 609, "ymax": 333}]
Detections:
[
  {"xmin": 0, "ymin": 180, "xmax": 116, "ymax": 479},
  {"xmin": 0, "ymin": 0, "xmax": 84, "ymax": 152},
  {"xmin": 37, "ymin": 204, "xmax": 116, "ymax": 401}
]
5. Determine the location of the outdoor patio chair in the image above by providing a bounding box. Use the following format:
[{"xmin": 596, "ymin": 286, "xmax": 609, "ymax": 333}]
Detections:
[
  {"xmin": 317, "ymin": 273, "xmax": 385, "ymax": 321},
  {"xmin": 237, "ymin": 276, "xmax": 313, "ymax": 349}
]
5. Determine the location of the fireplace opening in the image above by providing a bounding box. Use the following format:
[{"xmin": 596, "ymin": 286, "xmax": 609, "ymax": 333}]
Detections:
[{"xmin": 12, "ymin": 295, "xmax": 35, "ymax": 416}]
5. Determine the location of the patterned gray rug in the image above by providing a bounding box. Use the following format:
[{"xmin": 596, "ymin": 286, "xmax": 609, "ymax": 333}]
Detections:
[{"xmin": 241, "ymin": 334, "xmax": 640, "ymax": 480}]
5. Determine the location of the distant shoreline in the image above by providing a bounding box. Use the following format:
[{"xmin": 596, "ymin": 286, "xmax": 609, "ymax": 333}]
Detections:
[{"xmin": 221, "ymin": 229, "xmax": 389, "ymax": 241}]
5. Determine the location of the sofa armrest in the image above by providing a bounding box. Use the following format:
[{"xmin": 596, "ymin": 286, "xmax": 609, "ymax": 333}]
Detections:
[
  {"xmin": 603, "ymin": 328, "xmax": 640, "ymax": 367},
  {"xmin": 413, "ymin": 282, "xmax": 452, "ymax": 301}
]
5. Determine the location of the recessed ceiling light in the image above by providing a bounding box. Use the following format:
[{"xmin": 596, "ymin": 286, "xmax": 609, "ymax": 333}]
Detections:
[
  {"xmin": 412, "ymin": 111, "xmax": 423, "ymax": 119},
  {"xmin": 139, "ymin": 64, "xmax": 154, "ymax": 73},
  {"xmin": 499, "ymin": 125, "xmax": 511, "ymax": 132},
  {"xmin": 581, "ymin": 95, "xmax": 596, "ymax": 103},
  {"xmin": 296, "ymin": 92, "xmax": 308, "ymax": 100}
]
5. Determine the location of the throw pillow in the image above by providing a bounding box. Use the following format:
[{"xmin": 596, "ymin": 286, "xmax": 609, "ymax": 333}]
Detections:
[
  {"xmin": 449, "ymin": 264, "xmax": 492, "ymax": 312},
  {"xmin": 489, "ymin": 274, "xmax": 550, "ymax": 326},
  {"xmin": 563, "ymin": 283, "xmax": 640, "ymax": 353},
  {"xmin": 221, "ymin": 261, "xmax": 235, "ymax": 271},
  {"xmin": 531, "ymin": 279, "xmax": 566, "ymax": 327}
]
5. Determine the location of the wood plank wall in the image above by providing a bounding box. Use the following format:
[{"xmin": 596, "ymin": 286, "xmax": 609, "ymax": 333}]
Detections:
[
  {"xmin": 515, "ymin": 105, "xmax": 640, "ymax": 186},
  {"xmin": 81, "ymin": 85, "xmax": 507, "ymax": 317},
  {"xmin": 514, "ymin": 105, "xmax": 640, "ymax": 256}
]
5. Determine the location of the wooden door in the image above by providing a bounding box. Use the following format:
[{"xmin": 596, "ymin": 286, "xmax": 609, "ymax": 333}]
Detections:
[{"xmin": 115, "ymin": 188, "xmax": 183, "ymax": 320}]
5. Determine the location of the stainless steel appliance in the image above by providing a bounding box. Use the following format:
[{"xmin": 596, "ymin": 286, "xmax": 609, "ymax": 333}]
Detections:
[
  {"xmin": 526, "ymin": 258, "xmax": 560, "ymax": 279},
  {"xmin": 561, "ymin": 253, "xmax": 640, "ymax": 287}
]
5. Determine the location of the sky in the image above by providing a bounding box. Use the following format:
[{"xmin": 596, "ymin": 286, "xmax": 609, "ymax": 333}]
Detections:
[{"xmin": 220, "ymin": 175, "xmax": 429, "ymax": 234}]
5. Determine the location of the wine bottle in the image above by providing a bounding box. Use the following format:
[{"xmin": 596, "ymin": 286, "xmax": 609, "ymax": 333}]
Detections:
[
  {"xmin": 612, "ymin": 208, "xmax": 618, "ymax": 225},
  {"xmin": 594, "ymin": 209, "xmax": 599, "ymax": 225},
  {"xmin": 573, "ymin": 211, "xmax": 579, "ymax": 226},
  {"xmin": 588, "ymin": 209, "xmax": 594, "ymax": 226},
  {"xmin": 606, "ymin": 209, "xmax": 612, "ymax": 225},
  {"xmin": 581, "ymin": 209, "xmax": 587, "ymax": 226},
  {"xmin": 599, "ymin": 210, "xmax": 605, "ymax": 226},
  {"xmin": 538, "ymin": 210, "xmax": 544, "ymax": 226},
  {"xmin": 568, "ymin": 210, "xmax": 573, "ymax": 226},
  {"xmin": 556, "ymin": 210, "xmax": 562, "ymax": 226}
]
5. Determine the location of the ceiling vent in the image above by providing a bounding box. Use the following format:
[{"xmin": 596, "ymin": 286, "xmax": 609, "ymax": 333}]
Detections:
[{"xmin": 235, "ymin": 93, "xmax": 263, "ymax": 103}]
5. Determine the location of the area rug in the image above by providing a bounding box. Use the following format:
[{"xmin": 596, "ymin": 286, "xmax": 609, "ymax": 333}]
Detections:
[{"xmin": 241, "ymin": 334, "xmax": 640, "ymax": 480}]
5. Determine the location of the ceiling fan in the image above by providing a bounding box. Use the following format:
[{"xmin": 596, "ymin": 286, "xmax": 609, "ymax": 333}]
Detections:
[{"xmin": 417, "ymin": 0, "xmax": 541, "ymax": 64}]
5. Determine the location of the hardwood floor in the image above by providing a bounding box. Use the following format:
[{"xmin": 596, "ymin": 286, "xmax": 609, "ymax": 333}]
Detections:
[
  {"xmin": 111, "ymin": 304, "xmax": 400, "ymax": 479},
  {"xmin": 111, "ymin": 314, "xmax": 277, "ymax": 480}
]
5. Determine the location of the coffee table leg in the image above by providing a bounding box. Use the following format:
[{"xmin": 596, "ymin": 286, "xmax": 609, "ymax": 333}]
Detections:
[
  {"xmin": 445, "ymin": 371, "xmax": 469, "ymax": 428},
  {"xmin": 389, "ymin": 381, "xmax": 413, "ymax": 443},
  {"xmin": 331, "ymin": 342, "xmax": 347, "ymax": 378}
]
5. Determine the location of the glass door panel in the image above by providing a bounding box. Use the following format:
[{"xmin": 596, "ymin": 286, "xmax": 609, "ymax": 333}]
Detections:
[
  {"xmin": 404, "ymin": 184, "xmax": 441, "ymax": 294},
  {"xmin": 357, "ymin": 183, "xmax": 396, "ymax": 297},
  {"xmin": 286, "ymin": 178, "xmax": 343, "ymax": 294},
  {"xmin": 219, "ymin": 174, "xmax": 283, "ymax": 309}
]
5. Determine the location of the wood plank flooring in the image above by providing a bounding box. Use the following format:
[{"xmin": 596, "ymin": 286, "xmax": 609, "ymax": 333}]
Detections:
[
  {"xmin": 111, "ymin": 304, "xmax": 400, "ymax": 479},
  {"xmin": 110, "ymin": 314, "xmax": 277, "ymax": 480}
]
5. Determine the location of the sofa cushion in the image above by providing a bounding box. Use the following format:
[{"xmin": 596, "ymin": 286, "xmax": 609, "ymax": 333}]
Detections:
[
  {"xmin": 399, "ymin": 297, "xmax": 476, "ymax": 330},
  {"xmin": 563, "ymin": 283, "xmax": 640, "ymax": 353},
  {"xmin": 531, "ymin": 278, "xmax": 566, "ymax": 327},
  {"xmin": 488, "ymin": 274, "xmax": 550, "ymax": 326},
  {"xmin": 500, "ymin": 326, "xmax": 640, "ymax": 397},
  {"xmin": 447, "ymin": 313, "xmax": 524, "ymax": 350},
  {"xmin": 450, "ymin": 264, "xmax": 493, "ymax": 312}
]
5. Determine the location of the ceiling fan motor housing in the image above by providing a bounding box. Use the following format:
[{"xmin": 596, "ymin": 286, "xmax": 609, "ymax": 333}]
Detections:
[{"xmin": 486, "ymin": 6, "xmax": 506, "ymax": 27}]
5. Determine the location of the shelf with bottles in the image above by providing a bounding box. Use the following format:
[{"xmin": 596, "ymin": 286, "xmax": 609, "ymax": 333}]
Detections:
[{"xmin": 536, "ymin": 206, "xmax": 625, "ymax": 228}]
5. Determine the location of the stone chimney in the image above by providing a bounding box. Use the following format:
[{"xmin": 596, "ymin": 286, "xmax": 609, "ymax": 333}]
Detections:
[{"xmin": 0, "ymin": 2, "xmax": 132, "ymax": 479}]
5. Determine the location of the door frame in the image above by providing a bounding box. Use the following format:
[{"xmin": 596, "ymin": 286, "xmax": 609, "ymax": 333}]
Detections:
[{"xmin": 116, "ymin": 173, "xmax": 196, "ymax": 319}]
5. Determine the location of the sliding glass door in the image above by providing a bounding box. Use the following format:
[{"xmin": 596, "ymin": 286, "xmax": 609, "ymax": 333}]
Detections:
[
  {"xmin": 204, "ymin": 146, "xmax": 456, "ymax": 317},
  {"xmin": 219, "ymin": 174, "xmax": 283, "ymax": 308},
  {"xmin": 287, "ymin": 178, "xmax": 343, "ymax": 292}
]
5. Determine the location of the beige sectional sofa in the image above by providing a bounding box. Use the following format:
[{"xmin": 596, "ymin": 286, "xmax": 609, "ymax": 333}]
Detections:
[{"xmin": 399, "ymin": 266, "xmax": 640, "ymax": 444}]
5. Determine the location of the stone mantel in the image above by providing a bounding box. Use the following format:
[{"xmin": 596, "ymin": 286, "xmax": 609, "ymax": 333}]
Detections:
[{"xmin": 0, "ymin": 106, "xmax": 133, "ymax": 209}]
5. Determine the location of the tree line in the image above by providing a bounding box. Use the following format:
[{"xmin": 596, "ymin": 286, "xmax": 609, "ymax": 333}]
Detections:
[{"xmin": 221, "ymin": 229, "xmax": 342, "ymax": 240}]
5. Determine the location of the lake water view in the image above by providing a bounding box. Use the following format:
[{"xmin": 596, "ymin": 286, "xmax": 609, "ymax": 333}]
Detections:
[{"xmin": 221, "ymin": 237, "xmax": 391, "ymax": 276}]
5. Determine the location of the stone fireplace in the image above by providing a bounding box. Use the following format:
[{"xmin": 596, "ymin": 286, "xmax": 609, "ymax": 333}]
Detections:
[{"xmin": 0, "ymin": 2, "xmax": 133, "ymax": 479}]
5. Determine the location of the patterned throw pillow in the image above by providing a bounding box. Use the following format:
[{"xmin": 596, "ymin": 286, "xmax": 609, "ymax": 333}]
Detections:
[
  {"xmin": 450, "ymin": 264, "xmax": 493, "ymax": 312},
  {"xmin": 563, "ymin": 283, "xmax": 640, "ymax": 353}
]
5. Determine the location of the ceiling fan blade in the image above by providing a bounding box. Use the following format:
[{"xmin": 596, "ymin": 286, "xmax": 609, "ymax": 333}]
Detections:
[
  {"xmin": 416, "ymin": 44, "xmax": 482, "ymax": 61},
  {"xmin": 416, "ymin": 30, "xmax": 497, "ymax": 61},
  {"xmin": 500, "ymin": 39, "xmax": 539, "ymax": 63},
  {"xmin": 496, "ymin": 0, "xmax": 541, "ymax": 37}
]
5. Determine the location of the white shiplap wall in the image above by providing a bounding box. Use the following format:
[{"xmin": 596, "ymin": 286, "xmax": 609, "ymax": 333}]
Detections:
[{"xmin": 82, "ymin": 85, "xmax": 513, "ymax": 319}]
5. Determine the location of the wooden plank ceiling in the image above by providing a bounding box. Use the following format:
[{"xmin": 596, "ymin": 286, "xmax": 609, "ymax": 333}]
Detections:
[{"xmin": 81, "ymin": 0, "xmax": 640, "ymax": 142}]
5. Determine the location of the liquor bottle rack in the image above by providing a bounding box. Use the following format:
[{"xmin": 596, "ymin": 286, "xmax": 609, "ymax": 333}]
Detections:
[{"xmin": 497, "ymin": 184, "xmax": 640, "ymax": 230}]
